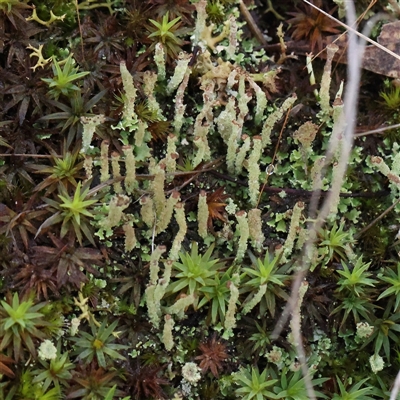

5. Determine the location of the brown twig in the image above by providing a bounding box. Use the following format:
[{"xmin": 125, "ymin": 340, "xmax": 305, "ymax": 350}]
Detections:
[
  {"xmin": 303, "ymin": 0, "xmax": 399, "ymax": 61},
  {"xmin": 355, "ymin": 197, "xmax": 400, "ymax": 240},
  {"xmin": 74, "ymin": 0, "xmax": 85, "ymax": 62},
  {"xmin": 239, "ymin": 0, "xmax": 267, "ymax": 46},
  {"xmin": 273, "ymin": 4, "xmax": 386, "ymax": 399},
  {"xmin": 168, "ymin": 157, "xmax": 225, "ymax": 193},
  {"xmin": 209, "ymin": 170, "xmax": 389, "ymax": 199},
  {"xmin": 354, "ymin": 122, "xmax": 400, "ymax": 137},
  {"xmin": 256, "ymin": 104, "xmax": 293, "ymax": 208},
  {"xmin": 0, "ymin": 154, "xmax": 59, "ymax": 158}
]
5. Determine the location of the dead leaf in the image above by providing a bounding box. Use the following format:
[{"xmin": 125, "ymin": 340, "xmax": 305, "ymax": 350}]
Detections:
[{"xmin": 267, "ymin": 20, "xmax": 400, "ymax": 78}]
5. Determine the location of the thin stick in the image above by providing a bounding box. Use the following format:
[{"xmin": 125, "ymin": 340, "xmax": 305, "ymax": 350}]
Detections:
[
  {"xmin": 310, "ymin": 0, "xmax": 377, "ymax": 63},
  {"xmin": 0, "ymin": 154, "xmax": 60, "ymax": 158},
  {"xmin": 239, "ymin": 0, "xmax": 267, "ymax": 46},
  {"xmin": 0, "ymin": 154, "xmax": 222, "ymax": 177},
  {"xmin": 256, "ymin": 104, "xmax": 293, "ymax": 208},
  {"xmin": 303, "ymin": 0, "xmax": 400, "ymax": 61},
  {"xmin": 355, "ymin": 197, "xmax": 400, "ymax": 240},
  {"xmin": 74, "ymin": 0, "xmax": 85, "ymax": 62},
  {"xmin": 274, "ymin": 2, "xmax": 381, "ymax": 400},
  {"xmin": 390, "ymin": 370, "xmax": 400, "ymax": 400},
  {"xmin": 354, "ymin": 122, "xmax": 400, "ymax": 137}
]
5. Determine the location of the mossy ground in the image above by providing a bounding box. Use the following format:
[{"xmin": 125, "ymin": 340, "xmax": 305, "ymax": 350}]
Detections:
[{"xmin": 1, "ymin": 0, "xmax": 400, "ymax": 399}]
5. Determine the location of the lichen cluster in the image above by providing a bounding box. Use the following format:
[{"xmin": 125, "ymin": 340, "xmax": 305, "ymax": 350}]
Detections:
[{"xmin": 1, "ymin": 0, "xmax": 400, "ymax": 399}]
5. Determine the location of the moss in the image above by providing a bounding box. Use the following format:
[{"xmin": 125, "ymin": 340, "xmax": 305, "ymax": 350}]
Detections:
[{"xmin": 2, "ymin": 0, "xmax": 400, "ymax": 398}]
